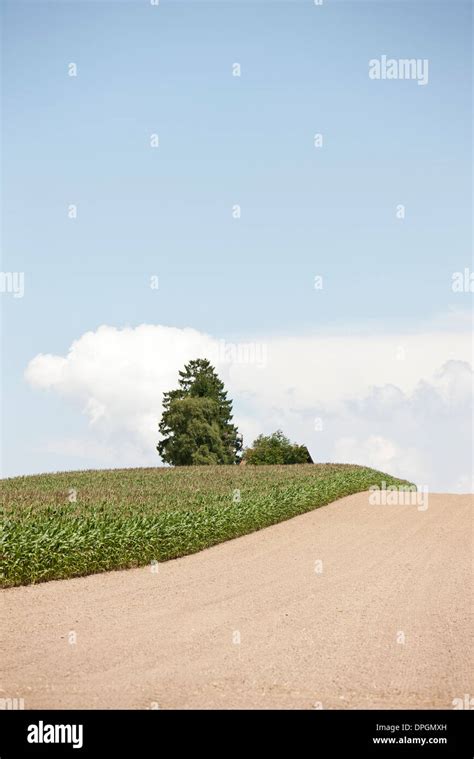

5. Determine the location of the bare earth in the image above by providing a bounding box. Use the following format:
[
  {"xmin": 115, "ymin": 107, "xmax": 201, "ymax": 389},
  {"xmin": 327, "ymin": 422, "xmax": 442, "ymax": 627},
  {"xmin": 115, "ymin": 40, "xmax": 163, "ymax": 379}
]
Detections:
[{"xmin": 2, "ymin": 492, "xmax": 472, "ymax": 710}]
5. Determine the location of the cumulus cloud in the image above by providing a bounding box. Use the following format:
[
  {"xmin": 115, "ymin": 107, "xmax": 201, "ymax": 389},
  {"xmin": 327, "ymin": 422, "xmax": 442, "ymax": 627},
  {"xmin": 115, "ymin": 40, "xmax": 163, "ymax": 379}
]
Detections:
[
  {"xmin": 333, "ymin": 435, "xmax": 425, "ymax": 481},
  {"xmin": 24, "ymin": 323, "xmax": 473, "ymax": 491}
]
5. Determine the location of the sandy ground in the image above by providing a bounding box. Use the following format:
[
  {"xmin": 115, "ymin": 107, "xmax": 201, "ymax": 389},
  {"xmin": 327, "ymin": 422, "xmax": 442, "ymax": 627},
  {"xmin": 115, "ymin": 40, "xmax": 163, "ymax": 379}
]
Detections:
[{"xmin": 1, "ymin": 492, "xmax": 472, "ymax": 710}]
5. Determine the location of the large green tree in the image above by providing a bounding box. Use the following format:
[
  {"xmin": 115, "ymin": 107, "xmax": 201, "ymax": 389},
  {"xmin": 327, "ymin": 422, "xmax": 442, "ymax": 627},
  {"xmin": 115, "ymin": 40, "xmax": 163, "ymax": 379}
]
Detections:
[{"xmin": 157, "ymin": 358, "xmax": 242, "ymax": 465}]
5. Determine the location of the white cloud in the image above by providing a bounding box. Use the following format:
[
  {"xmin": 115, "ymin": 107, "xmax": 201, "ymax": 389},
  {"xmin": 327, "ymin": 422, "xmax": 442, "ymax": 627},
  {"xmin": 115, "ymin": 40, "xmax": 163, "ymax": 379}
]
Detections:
[
  {"xmin": 333, "ymin": 435, "xmax": 425, "ymax": 481},
  {"xmin": 24, "ymin": 323, "xmax": 473, "ymax": 491},
  {"xmin": 331, "ymin": 360, "xmax": 473, "ymax": 490}
]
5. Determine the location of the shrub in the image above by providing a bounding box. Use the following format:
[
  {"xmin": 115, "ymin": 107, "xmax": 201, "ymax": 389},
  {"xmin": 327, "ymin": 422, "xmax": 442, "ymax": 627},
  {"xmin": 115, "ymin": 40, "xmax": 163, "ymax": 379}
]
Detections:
[{"xmin": 243, "ymin": 430, "xmax": 313, "ymax": 465}]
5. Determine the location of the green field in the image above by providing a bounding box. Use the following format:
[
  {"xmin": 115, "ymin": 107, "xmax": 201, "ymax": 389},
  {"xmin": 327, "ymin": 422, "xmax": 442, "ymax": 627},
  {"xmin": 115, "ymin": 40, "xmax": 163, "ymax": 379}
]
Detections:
[{"xmin": 1, "ymin": 464, "xmax": 413, "ymax": 587}]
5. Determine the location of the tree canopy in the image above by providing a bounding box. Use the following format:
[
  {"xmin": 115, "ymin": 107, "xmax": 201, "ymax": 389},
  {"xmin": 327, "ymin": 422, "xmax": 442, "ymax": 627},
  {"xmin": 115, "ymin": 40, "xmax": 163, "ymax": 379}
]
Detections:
[
  {"xmin": 157, "ymin": 358, "xmax": 242, "ymax": 466},
  {"xmin": 243, "ymin": 430, "xmax": 313, "ymax": 465}
]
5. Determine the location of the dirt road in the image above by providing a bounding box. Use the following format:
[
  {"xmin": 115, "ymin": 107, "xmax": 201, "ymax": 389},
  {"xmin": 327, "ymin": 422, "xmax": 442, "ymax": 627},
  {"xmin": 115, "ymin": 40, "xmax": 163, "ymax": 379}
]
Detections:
[{"xmin": 2, "ymin": 492, "xmax": 472, "ymax": 709}]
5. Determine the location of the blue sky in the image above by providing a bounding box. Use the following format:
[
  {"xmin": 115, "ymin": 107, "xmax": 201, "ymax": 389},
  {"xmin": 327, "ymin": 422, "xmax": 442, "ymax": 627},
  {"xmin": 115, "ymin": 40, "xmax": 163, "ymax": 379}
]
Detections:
[{"xmin": 1, "ymin": 0, "xmax": 472, "ymax": 484}]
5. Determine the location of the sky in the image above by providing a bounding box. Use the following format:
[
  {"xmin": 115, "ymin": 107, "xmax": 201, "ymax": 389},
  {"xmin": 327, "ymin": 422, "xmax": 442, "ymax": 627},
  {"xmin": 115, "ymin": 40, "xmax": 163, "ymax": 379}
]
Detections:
[{"xmin": 1, "ymin": 0, "xmax": 472, "ymax": 490}]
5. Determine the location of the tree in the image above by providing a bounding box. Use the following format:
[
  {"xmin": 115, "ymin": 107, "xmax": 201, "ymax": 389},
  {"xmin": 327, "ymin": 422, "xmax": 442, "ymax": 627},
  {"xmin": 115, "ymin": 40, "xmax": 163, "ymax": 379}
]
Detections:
[
  {"xmin": 157, "ymin": 358, "xmax": 242, "ymax": 465},
  {"xmin": 243, "ymin": 430, "xmax": 313, "ymax": 465}
]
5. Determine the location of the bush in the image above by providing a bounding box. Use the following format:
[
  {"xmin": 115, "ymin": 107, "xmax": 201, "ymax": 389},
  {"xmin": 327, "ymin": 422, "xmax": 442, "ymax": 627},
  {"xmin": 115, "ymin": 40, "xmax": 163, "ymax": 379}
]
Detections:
[{"xmin": 243, "ymin": 430, "xmax": 313, "ymax": 465}]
